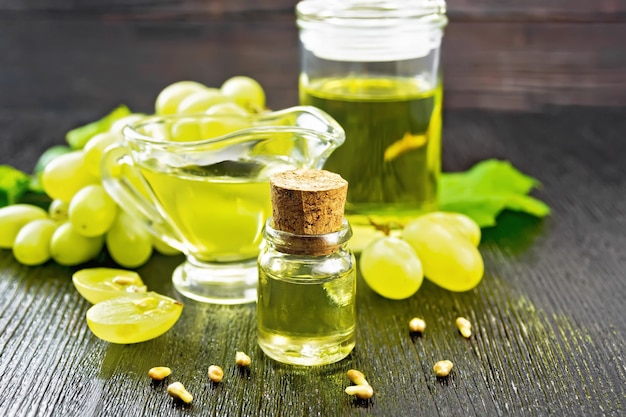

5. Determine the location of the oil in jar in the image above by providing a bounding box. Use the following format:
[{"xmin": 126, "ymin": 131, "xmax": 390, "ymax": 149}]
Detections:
[{"xmin": 300, "ymin": 76, "xmax": 442, "ymax": 225}]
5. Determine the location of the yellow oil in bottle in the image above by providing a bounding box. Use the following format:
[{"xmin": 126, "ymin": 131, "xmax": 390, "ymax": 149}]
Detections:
[
  {"xmin": 257, "ymin": 263, "xmax": 356, "ymax": 366},
  {"xmin": 300, "ymin": 76, "xmax": 442, "ymax": 225}
]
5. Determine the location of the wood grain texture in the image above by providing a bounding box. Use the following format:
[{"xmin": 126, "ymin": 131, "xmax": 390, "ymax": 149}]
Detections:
[
  {"xmin": 0, "ymin": 7, "xmax": 624, "ymax": 416},
  {"xmin": 1, "ymin": 0, "xmax": 625, "ymax": 19},
  {"xmin": 443, "ymin": 21, "xmax": 626, "ymax": 110},
  {"xmin": 0, "ymin": 107, "xmax": 624, "ymax": 416},
  {"xmin": 447, "ymin": 0, "xmax": 626, "ymax": 21},
  {"xmin": 1, "ymin": 5, "xmax": 625, "ymax": 112}
]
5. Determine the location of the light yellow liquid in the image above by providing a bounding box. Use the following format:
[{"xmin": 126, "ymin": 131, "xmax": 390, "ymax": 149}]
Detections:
[
  {"xmin": 301, "ymin": 76, "xmax": 442, "ymax": 224},
  {"xmin": 139, "ymin": 164, "xmax": 272, "ymax": 263},
  {"xmin": 257, "ymin": 266, "xmax": 356, "ymax": 366}
]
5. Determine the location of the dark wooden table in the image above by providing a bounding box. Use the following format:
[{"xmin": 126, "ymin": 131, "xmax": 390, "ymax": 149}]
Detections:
[{"xmin": 1, "ymin": 6, "xmax": 625, "ymax": 417}]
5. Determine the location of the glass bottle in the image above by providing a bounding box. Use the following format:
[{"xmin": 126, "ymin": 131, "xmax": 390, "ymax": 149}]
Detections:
[
  {"xmin": 257, "ymin": 219, "xmax": 356, "ymax": 366},
  {"xmin": 257, "ymin": 169, "xmax": 356, "ymax": 366},
  {"xmin": 297, "ymin": 0, "xmax": 448, "ymax": 226}
]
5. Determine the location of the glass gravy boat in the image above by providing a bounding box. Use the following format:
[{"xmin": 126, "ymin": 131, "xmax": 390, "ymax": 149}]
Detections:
[{"xmin": 101, "ymin": 106, "xmax": 345, "ymax": 304}]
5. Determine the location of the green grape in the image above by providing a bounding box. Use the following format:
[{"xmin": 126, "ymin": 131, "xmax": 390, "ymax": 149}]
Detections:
[
  {"xmin": 50, "ymin": 222, "xmax": 105, "ymax": 266},
  {"xmin": 69, "ymin": 184, "xmax": 118, "ymax": 237},
  {"xmin": 83, "ymin": 131, "xmax": 122, "ymax": 178},
  {"xmin": 403, "ymin": 217, "xmax": 484, "ymax": 292},
  {"xmin": 108, "ymin": 114, "xmax": 146, "ymax": 135},
  {"xmin": 12, "ymin": 218, "xmax": 57, "ymax": 265},
  {"xmin": 0, "ymin": 204, "xmax": 48, "ymax": 248},
  {"xmin": 201, "ymin": 103, "xmax": 251, "ymax": 139},
  {"xmin": 221, "ymin": 76, "xmax": 266, "ymax": 113},
  {"xmin": 48, "ymin": 199, "xmax": 70, "ymax": 221},
  {"xmin": 169, "ymin": 117, "xmax": 202, "ymax": 142},
  {"xmin": 176, "ymin": 88, "xmax": 229, "ymax": 114},
  {"xmin": 152, "ymin": 236, "xmax": 181, "ymax": 256},
  {"xmin": 106, "ymin": 211, "xmax": 153, "ymax": 268},
  {"xmin": 359, "ymin": 236, "xmax": 424, "ymax": 300},
  {"xmin": 41, "ymin": 150, "xmax": 98, "ymax": 202},
  {"xmin": 155, "ymin": 81, "xmax": 207, "ymax": 115},
  {"xmin": 419, "ymin": 211, "xmax": 481, "ymax": 247},
  {"xmin": 205, "ymin": 102, "xmax": 249, "ymax": 117},
  {"xmin": 199, "ymin": 118, "xmax": 244, "ymax": 139},
  {"xmin": 348, "ymin": 224, "xmax": 402, "ymax": 253},
  {"xmin": 86, "ymin": 291, "xmax": 183, "ymax": 344},
  {"xmin": 72, "ymin": 267, "xmax": 147, "ymax": 304},
  {"xmin": 142, "ymin": 123, "xmax": 170, "ymax": 141}
]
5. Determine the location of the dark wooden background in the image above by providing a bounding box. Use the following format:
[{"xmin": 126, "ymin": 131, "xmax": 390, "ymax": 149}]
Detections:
[
  {"xmin": 0, "ymin": 1, "xmax": 625, "ymax": 417},
  {"xmin": 2, "ymin": 0, "xmax": 626, "ymax": 173},
  {"xmin": 1, "ymin": 0, "xmax": 625, "ymax": 121}
]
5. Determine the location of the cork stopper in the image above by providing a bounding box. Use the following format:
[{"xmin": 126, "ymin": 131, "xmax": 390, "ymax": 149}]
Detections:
[{"xmin": 269, "ymin": 169, "xmax": 348, "ymax": 255}]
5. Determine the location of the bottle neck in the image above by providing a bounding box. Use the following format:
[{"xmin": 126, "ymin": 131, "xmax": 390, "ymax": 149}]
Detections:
[{"xmin": 263, "ymin": 218, "xmax": 352, "ymax": 256}]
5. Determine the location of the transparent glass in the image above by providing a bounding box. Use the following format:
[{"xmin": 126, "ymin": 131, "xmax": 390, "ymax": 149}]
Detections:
[
  {"xmin": 101, "ymin": 106, "xmax": 345, "ymax": 305},
  {"xmin": 297, "ymin": 0, "xmax": 448, "ymax": 226},
  {"xmin": 257, "ymin": 219, "xmax": 356, "ymax": 366}
]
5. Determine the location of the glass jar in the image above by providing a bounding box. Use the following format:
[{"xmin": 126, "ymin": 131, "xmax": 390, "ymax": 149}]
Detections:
[
  {"xmin": 257, "ymin": 218, "xmax": 356, "ymax": 366},
  {"xmin": 297, "ymin": 0, "xmax": 448, "ymax": 226}
]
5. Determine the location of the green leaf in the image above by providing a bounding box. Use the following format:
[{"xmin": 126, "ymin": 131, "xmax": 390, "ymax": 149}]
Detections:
[
  {"xmin": 65, "ymin": 104, "xmax": 131, "ymax": 150},
  {"xmin": 0, "ymin": 165, "xmax": 32, "ymax": 208},
  {"xmin": 440, "ymin": 159, "xmax": 550, "ymax": 227}
]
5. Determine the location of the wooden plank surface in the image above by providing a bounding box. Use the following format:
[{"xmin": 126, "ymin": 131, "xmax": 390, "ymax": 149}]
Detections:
[
  {"xmin": 0, "ymin": 6, "xmax": 625, "ymax": 417},
  {"xmin": 0, "ymin": 107, "xmax": 624, "ymax": 416}
]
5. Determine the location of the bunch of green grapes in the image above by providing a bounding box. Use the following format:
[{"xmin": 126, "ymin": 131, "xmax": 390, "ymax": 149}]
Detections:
[
  {"xmin": 359, "ymin": 212, "xmax": 484, "ymax": 299},
  {"xmin": 153, "ymin": 76, "xmax": 266, "ymax": 142},
  {"xmin": 0, "ymin": 160, "xmax": 178, "ymax": 267},
  {"xmin": 0, "ymin": 75, "xmax": 266, "ymax": 268},
  {"xmin": 155, "ymin": 76, "xmax": 265, "ymax": 116}
]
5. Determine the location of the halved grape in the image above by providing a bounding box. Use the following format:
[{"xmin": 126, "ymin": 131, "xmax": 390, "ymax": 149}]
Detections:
[
  {"xmin": 359, "ymin": 236, "xmax": 424, "ymax": 300},
  {"xmin": 69, "ymin": 184, "xmax": 118, "ymax": 237},
  {"xmin": 86, "ymin": 292, "xmax": 183, "ymax": 344},
  {"xmin": 403, "ymin": 217, "xmax": 484, "ymax": 292},
  {"xmin": 12, "ymin": 218, "xmax": 58, "ymax": 265},
  {"xmin": 221, "ymin": 76, "xmax": 265, "ymax": 113},
  {"xmin": 73, "ymin": 267, "xmax": 147, "ymax": 304},
  {"xmin": 155, "ymin": 81, "xmax": 207, "ymax": 115},
  {"xmin": 0, "ymin": 204, "xmax": 48, "ymax": 248}
]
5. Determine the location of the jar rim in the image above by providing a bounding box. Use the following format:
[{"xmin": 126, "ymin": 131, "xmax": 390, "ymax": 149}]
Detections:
[{"xmin": 296, "ymin": 0, "xmax": 447, "ymax": 28}]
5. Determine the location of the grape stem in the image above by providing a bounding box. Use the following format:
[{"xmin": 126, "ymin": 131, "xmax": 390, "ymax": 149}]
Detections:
[{"xmin": 367, "ymin": 217, "xmax": 403, "ymax": 236}]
